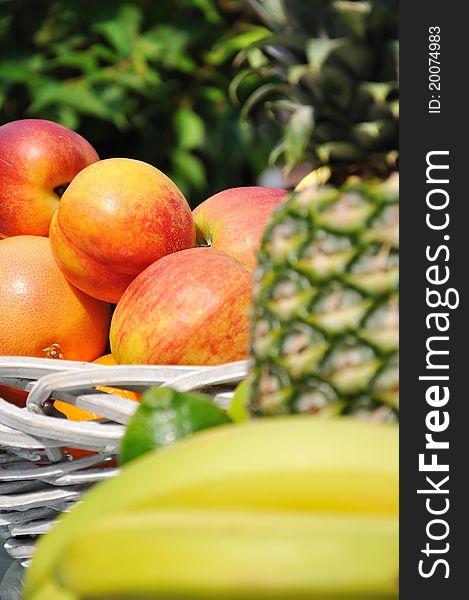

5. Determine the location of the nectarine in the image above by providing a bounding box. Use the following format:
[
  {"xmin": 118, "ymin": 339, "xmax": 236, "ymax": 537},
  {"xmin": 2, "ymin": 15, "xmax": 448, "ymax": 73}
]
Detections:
[
  {"xmin": 0, "ymin": 119, "xmax": 98, "ymax": 238},
  {"xmin": 49, "ymin": 158, "xmax": 195, "ymax": 303}
]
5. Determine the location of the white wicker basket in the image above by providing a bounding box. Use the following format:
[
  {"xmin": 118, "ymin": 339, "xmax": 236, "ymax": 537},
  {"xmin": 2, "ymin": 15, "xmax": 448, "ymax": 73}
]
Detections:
[{"xmin": 0, "ymin": 357, "xmax": 247, "ymax": 567}]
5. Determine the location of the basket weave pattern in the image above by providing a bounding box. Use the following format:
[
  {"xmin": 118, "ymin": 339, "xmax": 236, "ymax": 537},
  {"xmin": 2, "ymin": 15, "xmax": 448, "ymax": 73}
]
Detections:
[{"xmin": 0, "ymin": 357, "xmax": 246, "ymax": 564}]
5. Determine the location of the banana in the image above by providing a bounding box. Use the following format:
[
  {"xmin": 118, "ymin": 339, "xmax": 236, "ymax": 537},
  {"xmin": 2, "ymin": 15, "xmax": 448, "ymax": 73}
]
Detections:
[
  {"xmin": 25, "ymin": 416, "xmax": 398, "ymax": 598},
  {"xmin": 28, "ymin": 581, "xmax": 77, "ymax": 600},
  {"xmin": 56, "ymin": 509, "xmax": 398, "ymax": 599}
]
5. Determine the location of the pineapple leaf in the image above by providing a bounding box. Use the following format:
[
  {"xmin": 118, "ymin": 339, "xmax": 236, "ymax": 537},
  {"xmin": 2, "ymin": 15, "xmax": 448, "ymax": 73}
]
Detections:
[
  {"xmin": 242, "ymin": 0, "xmax": 398, "ymax": 171},
  {"xmin": 229, "ymin": 69, "xmax": 255, "ymax": 105},
  {"xmin": 287, "ymin": 65, "xmax": 311, "ymax": 86},
  {"xmin": 241, "ymin": 82, "xmax": 291, "ymax": 120},
  {"xmin": 256, "ymin": 33, "xmax": 310, "ymax": 56},
  {"xmin": 333, "ymin": 1, "xmax": 371, "ymax": 38},
  {"xmin": 306, "ymin": 38, "xmax": 344, "ymax": 76},
  {"xmin": 269, "ymin": 140, "xmax": 287, "ymax": 167},
  {"xmin": 206, "ymin": 26, "xmax": 270, "ymax": 66},
  {"xmin": 285, "ymin": 105, "xmax": 314, "ymax": 171},
  {"xmin": 316, "ymin": 141, "xmax": 363, "ymax": 163},
  {"xmin": 361, "ymin": 82, "xmax": 395, "ymax": 105},
  {"xmin": 246, "ymin": 0, "xmax": 289, "ymax": 31}
]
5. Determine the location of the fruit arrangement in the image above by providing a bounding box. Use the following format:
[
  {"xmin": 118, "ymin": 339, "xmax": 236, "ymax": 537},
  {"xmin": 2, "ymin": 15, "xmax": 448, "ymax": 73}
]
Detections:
[
  {"xmin": 244, "ymin": 0, "xmax": 399, "ymax": 420},
  {"xmin": 25, "ymin": 417, "xmax": 398, "ymax": 599},
  {"xmin": 0, "ymin": 1, "xmax": 399, "ymax": 597},
  {"xmin": 0, "ymin": 119, "xmax": 287, "ymax": 371}
]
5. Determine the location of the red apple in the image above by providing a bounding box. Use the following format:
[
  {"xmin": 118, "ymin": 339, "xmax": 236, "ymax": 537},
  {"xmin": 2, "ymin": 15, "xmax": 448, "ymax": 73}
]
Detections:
[
  {"xmin": 0, "ymin": 119, "xmax": 99, "ymax": 238},
  {"xmin": 49, "ymin": 158, "xmax": 196, "ymax": 303},
  {"xmin": 193, "ymin": 186, "xmax": 287, "ymax": 270},
  {"xmin": 110, "ymin": 248, "xmax": 253, "ymax": 365}
]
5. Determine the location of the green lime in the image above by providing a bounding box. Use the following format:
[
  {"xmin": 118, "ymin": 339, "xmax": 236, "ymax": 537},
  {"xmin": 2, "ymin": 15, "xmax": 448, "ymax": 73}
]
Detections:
[{"xmin": 120, "ymin": 387, "xmax": 232, "ymax": 464}]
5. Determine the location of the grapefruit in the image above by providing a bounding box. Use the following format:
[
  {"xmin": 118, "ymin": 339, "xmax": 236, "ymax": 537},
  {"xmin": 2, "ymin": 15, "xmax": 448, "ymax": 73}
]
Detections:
[{"xmin": 0, "ymin": 236, "xmax": 110, "ymax": 360}]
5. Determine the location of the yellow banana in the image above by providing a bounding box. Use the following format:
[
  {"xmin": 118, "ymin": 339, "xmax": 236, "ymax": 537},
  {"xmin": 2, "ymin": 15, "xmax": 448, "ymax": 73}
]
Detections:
[
  {"xmin": 25, "ymin": 416, "xmax": 398, "ymax": 598},
  {"xmin": 56, "ymin": 509, "xmax": 398, "ymax": 599},
  {"xmin": 28, "ymin": 581, "xmax": 76, "ymax": 600}
]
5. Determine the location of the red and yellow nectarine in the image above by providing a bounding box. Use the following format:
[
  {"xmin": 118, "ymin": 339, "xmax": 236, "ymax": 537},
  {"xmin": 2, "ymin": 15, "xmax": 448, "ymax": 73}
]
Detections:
[
  {"xmin": 49, "ymin": 158, "xmax": 196, "ymax": 303},
  {"xmin": 0, "ymin": 119, "xmax": 98, "ymax": 238}
]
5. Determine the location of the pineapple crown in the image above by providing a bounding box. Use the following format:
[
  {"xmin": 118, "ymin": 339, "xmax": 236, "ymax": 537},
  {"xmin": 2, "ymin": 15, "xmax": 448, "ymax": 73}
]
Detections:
[{"xmin": 237, "ymin": 0, "xmax": 399, "ymax": 176}]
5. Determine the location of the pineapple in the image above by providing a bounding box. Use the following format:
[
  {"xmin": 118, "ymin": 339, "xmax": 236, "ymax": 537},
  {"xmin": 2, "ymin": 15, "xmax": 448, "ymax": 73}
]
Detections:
[{"xmin": 246, "ymin": 0, "xmax": 399, "ymax": 419}]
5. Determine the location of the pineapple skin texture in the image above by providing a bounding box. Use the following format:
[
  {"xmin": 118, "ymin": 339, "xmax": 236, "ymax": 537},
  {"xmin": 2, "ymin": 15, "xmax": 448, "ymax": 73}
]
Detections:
[{"xmin": 249, "ymin": 174, "xmax": 399, "ymax": 419}]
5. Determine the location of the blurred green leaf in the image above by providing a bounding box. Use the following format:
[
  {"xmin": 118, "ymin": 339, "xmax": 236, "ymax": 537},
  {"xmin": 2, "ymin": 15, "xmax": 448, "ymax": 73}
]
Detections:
[
  {"xmin": 141, "ymin": 25, "xmax": 196, "ymax": 71},
  {"xmin": 52, "ymin": 51, "xmax": 97, "ymax": 74},
  {"xmin": 174, "ymin": 107, "xmax": 205, "ymax": 150},
  {"xmin": 93, "ymin": 3, "xmax": 142, "ymax": 56},
  {"xmin": 0, "ymin": 0, "xmax": 277, "ymax": 204},
  {"xmin": 29, "ymin": 80, "xmax": 115, "ymax": 121},
  {"xmin": 0, "ymin": 55, "xmax": 45, "ymax": 82},
  {"xmin": 0, "ymin": 13, "xmax": 12, "ymax": 38},
  {"xmin": 189, "ymin": 0, "xmax": 222, "ymax": 24},
  {"xmin": 269, "ymin": 139, "xmax": 286, "ymax": 167},
  {"xmin": 56, "ymin": 105, "xmax": 79, "ymax": 130},
  {"xmin": 171, "ymin": 148, "xmax": 207, "ymax": 192},
  {"xmin": 285, "ymin": 105, "xmax": 313, "ymax": 171},
  {"xmin": 206, "ymin": 26, "xmax": 270, "ymax": 65},
  {"xmin": 306, "ymin": 39, "xmax": 343, "ymax": 76},
  {"xmin": 246, "ymin": 0, "xmax": 287, "ymax": 30},
  {"xmin": 334, "ymin": 1, "xmax": 371, "ymax": 38},
  {"xmin": 229, "ymin": 69, "xmax": 254, "ymax": 104},
  {"xmin": 245, "ymin": 47, "xmax": 269, "ymax": 69},
  {"xmin": 287, "ymin": 64, "xmax": 310, "ymax": 86},
  {"xmin": 241, "ymin": 82, "xmax": 290, "ymax": 120}
]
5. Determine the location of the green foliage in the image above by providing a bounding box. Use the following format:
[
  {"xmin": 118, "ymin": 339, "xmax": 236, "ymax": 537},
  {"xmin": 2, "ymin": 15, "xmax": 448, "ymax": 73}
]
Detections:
[
  {"xmin": 234, "ymin": 0, "xmax": 399, "ymax": 176},
  {"xmin": 0, "ymin": 0, "xmax": 276, "ymax": 205}
]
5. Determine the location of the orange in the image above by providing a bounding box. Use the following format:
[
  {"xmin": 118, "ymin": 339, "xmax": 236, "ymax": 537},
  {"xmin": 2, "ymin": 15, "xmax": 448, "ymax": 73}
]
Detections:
[
  {"xmin": 54, "ymin": 354, "xmax": 141, "ymax": 421},
  {"xmin": 53, "ymin": 401, "xmax": 100, "ymax": 422},
  {"xmin": 94, "ymin": 353, "xmax": 116, "ymax": 366},
  {"xmin": 0, "ymin": 235, "xmax": 111, "ymax": 360},
  {"xmin": 94, "ymin": 354, "xmax": 142, "ymax": 401}
]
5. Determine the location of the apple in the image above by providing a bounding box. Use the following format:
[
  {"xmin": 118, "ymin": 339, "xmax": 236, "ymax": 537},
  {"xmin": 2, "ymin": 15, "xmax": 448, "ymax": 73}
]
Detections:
[
  {"xmin": 0, "ymin": 119, "xmax": 99, "ymax": 238},
  {"xmin": 110, "ymin": 248, "xmax": 253, "ymax": 365},
  {"xmin": 49, "ymin": 158, "xmax": 196, "ymax": 303},
  {"xmin": 193, "ymin": 186, "xmax": 287, "ymax": 270}
]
